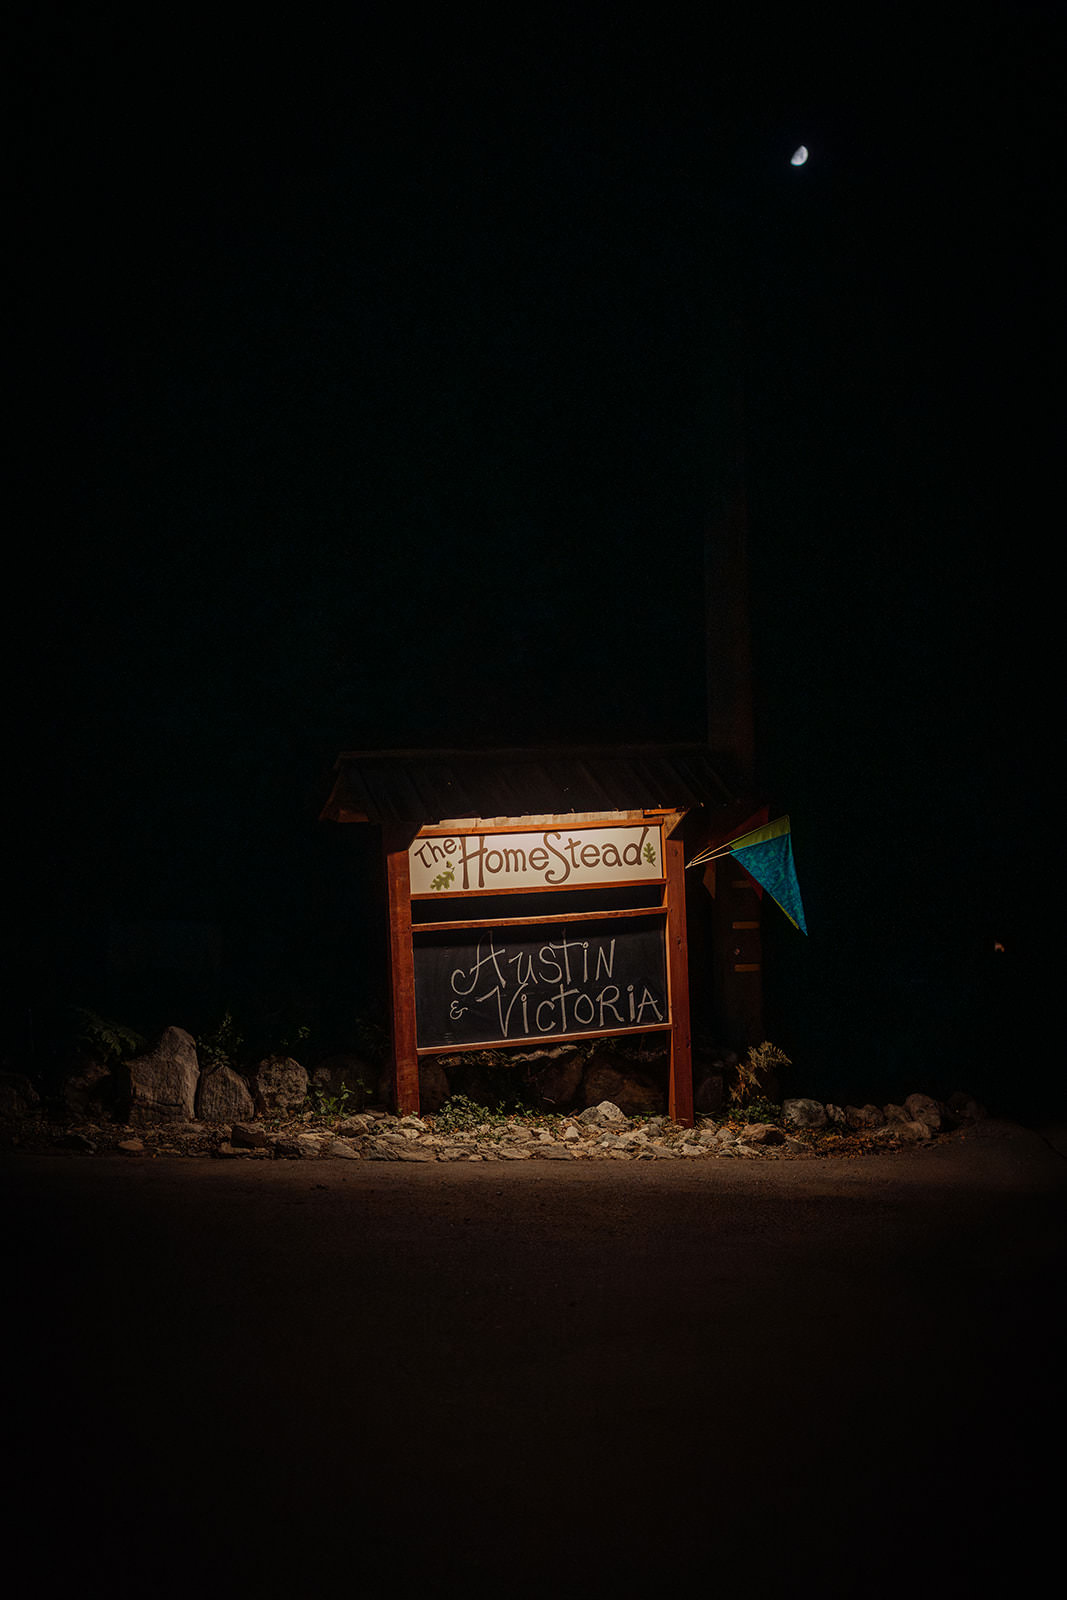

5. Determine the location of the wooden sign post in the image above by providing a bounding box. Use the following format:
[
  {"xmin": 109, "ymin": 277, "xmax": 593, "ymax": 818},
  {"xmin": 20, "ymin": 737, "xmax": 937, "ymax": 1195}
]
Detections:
[{"xmin": 382, "ymin": 811, "xmax": 694, "ymax": 1126}]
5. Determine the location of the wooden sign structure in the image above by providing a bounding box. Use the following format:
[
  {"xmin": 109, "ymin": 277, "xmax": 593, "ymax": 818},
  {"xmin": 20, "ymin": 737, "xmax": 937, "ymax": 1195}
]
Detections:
[{"xmin": 382, "ymin": 811, "xmax": 695, "ymax": 1125}]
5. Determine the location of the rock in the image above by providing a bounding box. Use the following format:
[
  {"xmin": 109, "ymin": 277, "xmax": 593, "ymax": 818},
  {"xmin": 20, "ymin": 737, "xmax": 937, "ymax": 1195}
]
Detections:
[
  {"xmin": 581, "ymin": 1054, "xmax": 665, "ymax": 1117},
  {"xmin": 57, "ymin": 1057, "xmax": 114, "ymax": 1120},
  {"xmin": 230, "ymin": 1122, "xmax": 270, "ymax": 1149},
  {"xmin": 325, "ymin": 1138, "xmax": 362, "ymax": 1160},
  {"xmin": 530, "ymin": 1143, "xmax": 574, "ymax": 1159},
  {"xmin": 0, "ymin": 1072, "xmax": 42, "ymax": 1119},
  {"xmin": 738, "ymin": 1122, "xmax": 787, "ymax": 1145},
  {"xmin": 118, "ymin": 1137, "xmax": 145, "ymax": 1155},
  {"xmin": 783, "ymin": 1097, "xmax": 829, "ymax": 1129},
  {"xmin": 252, "ymin": 1057, "xmax": 309, "ymax": 1115},
  {"xmin": 844, "ymin": 1104, "xmax": 885, "ymax": 1130},
  {"xmin": 196, "ymin": 1065, "xmax": 255, "ymax": 1124},
  {"xmin": 123, "ymin": 1028, "xmax": 199, "ymax": 1124},
  {"xmin": 335, "ymin": 1115, "xmax": 378, "ymax": 1136},
  {"xmin": 617, "ymin": 1129, "xmax": 649, "ymax": 1149},
  {"xmin": 272, "ymin": 1137, "xmax": 306, "ymax": 1159},
  {"xmin": 870, "ymin": 1119, "xmax": 932, "ymax": 1145},
  {"xmin": 526, "ymin": 1049, "xmax": 585, "ymax": 1111},
  {"xmin": 577, "ymin": 1100, "xmax": 629, "ymax": 1128},
  {"xmin": 904, "ymin": 1093, "xmax": 942, "ymax": 1132},
  {"xmin": 366, "ymin": 1139, "xmax": 401, "ymax": 1161}
]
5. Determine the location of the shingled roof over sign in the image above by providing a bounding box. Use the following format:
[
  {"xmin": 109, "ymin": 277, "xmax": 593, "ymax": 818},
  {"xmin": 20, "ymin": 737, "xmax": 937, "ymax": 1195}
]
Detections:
[{"xmin": 320, "ymin": 746, "xmax": 740, "ymax": 826}]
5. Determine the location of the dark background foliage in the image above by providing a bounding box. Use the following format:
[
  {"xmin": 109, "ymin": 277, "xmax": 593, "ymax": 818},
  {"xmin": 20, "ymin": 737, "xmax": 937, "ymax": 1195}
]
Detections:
[{"xmin": 10, "ymin": 4, "xmax": 1060, "ymax": 1109}]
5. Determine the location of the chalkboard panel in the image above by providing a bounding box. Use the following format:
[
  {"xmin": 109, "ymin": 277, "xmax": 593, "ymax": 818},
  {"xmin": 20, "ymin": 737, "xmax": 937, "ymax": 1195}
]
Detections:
[{"xmin": 414, "ymin": 918, "xmax": 668, "ymax": 1050}]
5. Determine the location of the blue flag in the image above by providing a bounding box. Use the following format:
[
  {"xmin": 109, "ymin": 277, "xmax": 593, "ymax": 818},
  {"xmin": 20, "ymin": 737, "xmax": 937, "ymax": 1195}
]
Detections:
[{"xmin": 728, "ymin": 815, "xmax": 808, "ymax": 935}]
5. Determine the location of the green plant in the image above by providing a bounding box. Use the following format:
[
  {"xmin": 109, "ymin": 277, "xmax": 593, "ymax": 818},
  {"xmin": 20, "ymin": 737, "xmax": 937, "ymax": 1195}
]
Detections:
[
  {"xmin": 730, "ymin": 1096, "xmax": 783, "ymax": 1125},
  {"xmin": 308, "ymin": 1075, "xmax": 373, "ymax": 1118},
  {"xmin": 72, "ymin": 1008, "xmax": 145, "ymax": 1065},
  {"xmin": 309, "ymin": 1083, "xmax": 353, "ymax": 1119},
  {"xmin": 197, "ymin": 1011, "xmax": 244, "ymax": 1074},
  {"xmin": 729, "ymin": 1040, "xmax": 791, "ymax": 1110},
  {"xmin": 432, "ymin": 1094, "xmax": 518, "ymax": 1138}
]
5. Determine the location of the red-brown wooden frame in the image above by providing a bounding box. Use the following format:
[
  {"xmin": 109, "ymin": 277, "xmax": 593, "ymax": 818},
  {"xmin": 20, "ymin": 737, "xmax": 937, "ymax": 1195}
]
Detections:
[{"xmin": 382, "ymin": 811, "xmax": 694, "ymax": 1126}]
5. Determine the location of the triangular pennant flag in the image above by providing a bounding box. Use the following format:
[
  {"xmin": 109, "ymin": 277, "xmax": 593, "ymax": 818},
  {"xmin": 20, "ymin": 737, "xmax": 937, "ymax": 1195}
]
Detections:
[{"xmin": 728, "ymin": 815, "xmax": 808, "ymax": 934}]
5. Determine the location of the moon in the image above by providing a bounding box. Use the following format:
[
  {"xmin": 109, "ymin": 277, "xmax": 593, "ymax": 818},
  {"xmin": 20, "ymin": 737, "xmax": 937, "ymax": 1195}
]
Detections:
[{"xmin": 790, "ymin": 145, "xmax": 809, "ymax": 166}]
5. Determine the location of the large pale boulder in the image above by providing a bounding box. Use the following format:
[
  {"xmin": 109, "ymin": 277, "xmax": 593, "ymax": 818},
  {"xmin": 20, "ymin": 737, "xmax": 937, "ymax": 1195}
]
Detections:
[
  {"xmin": 577, "ymin": 1100, "xmax": 629, "ymax": 1129},
  {"xmin": 196, "ymin": 1064, "xmax": 255, "ymax": 1124},
  {"xmin": 783, "ymin": 1097, "xmax": 829, "ymax": 1129},
  {"xmin": 124, "ymin": 1028, "xmax": 199, "ymax": 1123}
]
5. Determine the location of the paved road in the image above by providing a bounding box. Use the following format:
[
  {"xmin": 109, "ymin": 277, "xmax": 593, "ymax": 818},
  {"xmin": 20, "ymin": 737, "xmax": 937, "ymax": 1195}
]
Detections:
[{"xmin": 5, "ymin": 1123, "xmax": 1064, "ymax": 1597}]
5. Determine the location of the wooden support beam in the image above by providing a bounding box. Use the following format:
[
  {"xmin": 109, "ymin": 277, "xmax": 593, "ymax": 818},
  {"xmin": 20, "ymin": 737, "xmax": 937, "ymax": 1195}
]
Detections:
[
  {"xmin": 664, "ymin": 829, "xmax": 694, "ymax": 1127},
  {"xmin": 381, "ymin": 824, "xmax": 420, "ymax": 1117}
]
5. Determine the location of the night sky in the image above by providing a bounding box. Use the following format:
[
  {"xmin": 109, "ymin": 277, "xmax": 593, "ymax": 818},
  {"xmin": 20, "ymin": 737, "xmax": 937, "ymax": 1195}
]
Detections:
[{"xmin": 12, "ymin": 6, "xmax": 1061, "ymax": 1106}]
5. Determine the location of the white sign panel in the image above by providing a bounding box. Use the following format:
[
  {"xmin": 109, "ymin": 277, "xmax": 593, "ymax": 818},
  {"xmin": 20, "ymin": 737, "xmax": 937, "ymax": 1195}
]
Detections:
[{"xmin": 409, "ymin": 823, "xmax": 664, "ymax": 896}]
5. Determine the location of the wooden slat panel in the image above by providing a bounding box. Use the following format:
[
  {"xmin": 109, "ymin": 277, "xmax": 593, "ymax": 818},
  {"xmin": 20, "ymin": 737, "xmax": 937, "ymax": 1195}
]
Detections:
[
  {"xmin": 414, "ymin": 906, "xmax": 668, "ymax": 934},
  {"xmin": 420, "ymin": 811, "xmax": 650, "ymax": 834},
  {"xmin": 411, "ymin": 877, "xmax": 665, "ymax": 902},
  {"xmin": 416, "ymin": 1021, "xmax": 673, "ymax": 1057}
]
